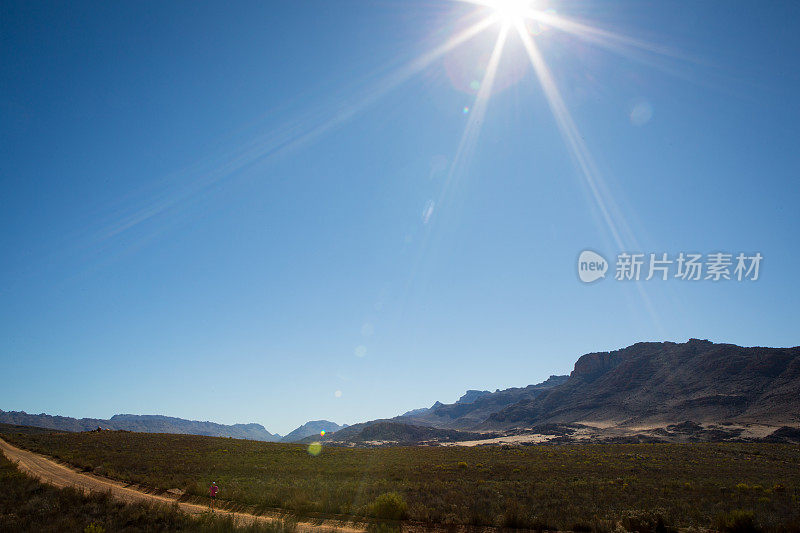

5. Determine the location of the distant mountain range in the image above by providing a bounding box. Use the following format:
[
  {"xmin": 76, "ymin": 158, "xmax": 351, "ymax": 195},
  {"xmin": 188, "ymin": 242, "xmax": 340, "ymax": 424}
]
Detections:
[
  {"xmin": 305, "ymin": 375, "xmax": 571, "ymax": 444},
  {"xmin": 0, "ymin": 412, "xmax": 282, "ymax": 441},
  {"xmin": 280, "ymin": 420, "xmax": 346, "ymax": 442},
  {"xmin": 398, "ymin": 374, "xmax": 569, "ymax": 429},
  {"xmin": 300, "ymin": 420, "xmax": 491, "ymax": 445},
  {"xmin": 317, "ymin": 339, "xmax": 800, "ymax": 444},
  {"xmin": 4, "ymin": 339, "xmax": 799, "ymax": 445}
]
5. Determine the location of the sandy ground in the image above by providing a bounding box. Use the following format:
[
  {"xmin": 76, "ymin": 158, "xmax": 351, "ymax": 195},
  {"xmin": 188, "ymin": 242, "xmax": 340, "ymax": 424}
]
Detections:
[
  {"xmin": 0, "ymin": 437, "xmax": 365, "ymax": 532},
  {"xmin": 439, "ymin": 434, "xmax": 556, "ymax": 446},
  {"xmin": 441, "ymin": 421, "xmax": 788, "ymax": 446}
]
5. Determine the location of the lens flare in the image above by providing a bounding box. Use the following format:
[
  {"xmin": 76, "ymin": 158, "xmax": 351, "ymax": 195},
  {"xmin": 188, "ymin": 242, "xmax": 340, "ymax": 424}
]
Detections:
[
  {"xmin": 443, "ymin": 0, "xmax": 668, "ymax": 330},
  {"xmin": 307, "ymin": 442, "xmax": 322, "ymax": 456},
  {"xmin": 630, "ymin": 100, "xmax": 654, "ymax": 126}
]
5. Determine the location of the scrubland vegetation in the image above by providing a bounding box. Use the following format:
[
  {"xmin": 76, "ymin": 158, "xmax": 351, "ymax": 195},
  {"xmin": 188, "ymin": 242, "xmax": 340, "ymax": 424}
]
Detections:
[
  {"xmin": 0, "ymin": 452, "xmax": 293, "ymax": 532},
  {"xmin": 2, "ymin": 425, "xmax": 799, "ymax": 531}
]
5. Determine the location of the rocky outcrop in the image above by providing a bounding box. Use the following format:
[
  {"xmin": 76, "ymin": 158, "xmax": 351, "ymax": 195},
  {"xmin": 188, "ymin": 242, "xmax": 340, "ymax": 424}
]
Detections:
[{"xmin": 485, "ymin": 340, "xmax": 800, "ymax": 429}]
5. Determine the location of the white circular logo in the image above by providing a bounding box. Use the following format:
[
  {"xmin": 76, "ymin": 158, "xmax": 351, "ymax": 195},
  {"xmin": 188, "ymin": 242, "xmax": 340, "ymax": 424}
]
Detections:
[{"xmin": 578, "ymin": 250, "xmax": 608, "ymax": 283}]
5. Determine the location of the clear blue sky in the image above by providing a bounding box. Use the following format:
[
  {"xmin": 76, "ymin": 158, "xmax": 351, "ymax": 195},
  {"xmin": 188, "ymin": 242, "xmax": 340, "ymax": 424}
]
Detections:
[{"xmin": 1, "ymin": 0, "xmax": 798, "ymax": 435}]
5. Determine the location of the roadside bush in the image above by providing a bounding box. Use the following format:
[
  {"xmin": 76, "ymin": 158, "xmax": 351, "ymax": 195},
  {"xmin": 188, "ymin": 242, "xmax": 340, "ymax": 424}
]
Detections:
[
  {"xmin": 366, "ymin": 522, "xmax": 400, "ymax": 533},
  {"xmin": 500, "ymin": 499, "xmax": 531, "ymax": 529},
  {"xmin": 371, "ymin": 492, "xmax": 407, "ymax": 520}
]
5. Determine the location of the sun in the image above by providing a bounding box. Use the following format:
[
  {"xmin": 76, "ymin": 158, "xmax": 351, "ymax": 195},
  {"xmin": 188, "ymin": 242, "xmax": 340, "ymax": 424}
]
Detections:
[{"xmin": 488, "ymin": 0, "xmax": 534, "ymax": 25}]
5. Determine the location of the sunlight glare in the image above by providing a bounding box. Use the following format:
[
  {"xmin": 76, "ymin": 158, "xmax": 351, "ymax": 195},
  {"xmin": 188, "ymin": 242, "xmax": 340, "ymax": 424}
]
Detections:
[
  {"xmin": 513, "ymin": 20, "xmax": 625, "ymax": 250},
  {"xmin": 489, "ymin": 0, "xmax": 533, "ymax": 25}
]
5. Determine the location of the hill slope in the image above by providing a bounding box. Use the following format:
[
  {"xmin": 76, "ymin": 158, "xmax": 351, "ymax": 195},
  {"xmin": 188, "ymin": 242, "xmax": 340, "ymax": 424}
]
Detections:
[{"xmin": 398, "ymin": 375, "xmax": 569, "ymax": 429}]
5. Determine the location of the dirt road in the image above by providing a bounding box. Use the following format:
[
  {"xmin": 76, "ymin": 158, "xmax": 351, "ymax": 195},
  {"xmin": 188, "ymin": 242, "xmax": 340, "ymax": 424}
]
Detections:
[{"xmin": 0, "ymin": 437, "xmax": 365, "ymax": 532}]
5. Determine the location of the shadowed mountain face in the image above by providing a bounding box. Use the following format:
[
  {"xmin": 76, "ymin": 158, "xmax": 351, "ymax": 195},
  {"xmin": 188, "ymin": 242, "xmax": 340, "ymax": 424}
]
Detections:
[
  {"xmin": 398, "ymin": 375, "xmax": 569, "ymax": 429},
  {"xmin": 485, "ymin": 339, "xmax": 800, "ymax": 428},
  {"xmin": 317, "ymin": 340, "xmax": 800, "ymax": 444},
  {"xmin": 280, "ymin": 420, "xmax": 345, "ymax": 442},
  {"xmin": 0, "ymin": 412, "xmax": 280, "ymax": 441}
]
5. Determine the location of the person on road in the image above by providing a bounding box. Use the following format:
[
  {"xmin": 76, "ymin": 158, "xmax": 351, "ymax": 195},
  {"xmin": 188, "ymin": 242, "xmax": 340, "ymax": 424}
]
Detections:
[{"xmin": 209, "ymin": 481, "xmax": 219, "ymax": 512}]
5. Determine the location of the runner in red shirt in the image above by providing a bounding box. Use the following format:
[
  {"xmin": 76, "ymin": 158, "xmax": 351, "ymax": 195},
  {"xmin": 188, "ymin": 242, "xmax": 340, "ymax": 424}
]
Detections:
[{"xmin": 209, "ymin": 481, "xmax": 219, "ymax": 512}]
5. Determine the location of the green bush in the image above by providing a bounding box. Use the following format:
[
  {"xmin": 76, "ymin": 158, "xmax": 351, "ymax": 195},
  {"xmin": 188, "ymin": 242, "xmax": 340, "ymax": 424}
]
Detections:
[
  {"xmin": 84, "ymin": 523, "xmax": 105, "ymax": 533},
  {"xmin": 372, "ymin": 492, "xmax": 408, "ymax": 520},
  {"xmin": 716, "ymin": 509, "xmax": 759, "ymax": 533}
]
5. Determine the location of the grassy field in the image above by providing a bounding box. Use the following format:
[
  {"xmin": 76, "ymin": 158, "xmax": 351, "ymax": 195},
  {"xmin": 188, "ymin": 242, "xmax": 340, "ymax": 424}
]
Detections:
[
  {"xmin": 0, "ymin": 450, "xmax": 293, "ymax": 532},
  {"xmin": 2, "ymin": 424, "xmax": 799, "ymax": 531}
]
